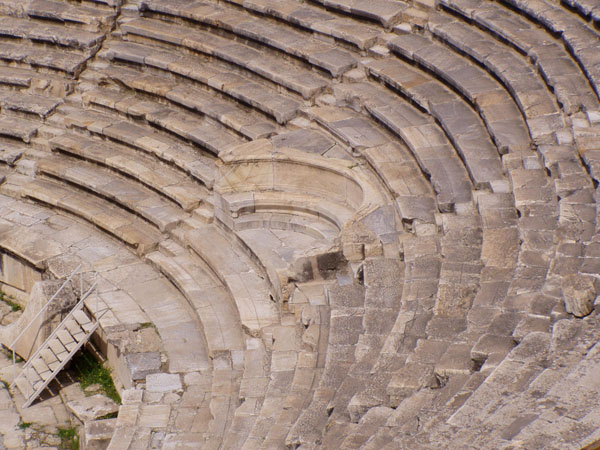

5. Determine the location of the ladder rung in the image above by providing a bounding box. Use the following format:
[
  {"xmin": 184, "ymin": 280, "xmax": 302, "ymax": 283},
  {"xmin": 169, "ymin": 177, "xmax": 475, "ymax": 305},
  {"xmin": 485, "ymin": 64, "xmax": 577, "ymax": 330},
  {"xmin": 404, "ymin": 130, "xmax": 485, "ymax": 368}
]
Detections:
[
  {"xmin": 23, "ymin": 368, "xmax": 42, "ymax": 385},
  {"xmin": 57, "ymin": 330, "xmax": 77, "ymax": 352},
  {"xmin": 31, "ymin": 359, "xmax": 52, "ymax": 380},
  {"xmin": 49, "ymin": 338, "xmax": 68, "ymax": 359},
  {"xmin": 73, "ymin": 310, "xmax": 94, "ymax": 332},
  {"xmin": 40, "ymin": 349, "xmax": 60, "ymax": 371},
  {"xmin": 64, "ymin": 319, "xmax": 86, "ymax": 342}
]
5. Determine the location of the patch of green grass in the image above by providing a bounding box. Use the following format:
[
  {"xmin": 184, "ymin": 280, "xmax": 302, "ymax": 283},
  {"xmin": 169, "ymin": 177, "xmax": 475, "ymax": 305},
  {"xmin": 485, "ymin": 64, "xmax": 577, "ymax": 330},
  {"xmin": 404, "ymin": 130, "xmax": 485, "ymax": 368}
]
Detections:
[
  {"xmin": 0, "ymin": 345, "xmax": 23, "ymax": 363},
  {"xmin": 18, "ymin": 422, "xmax": 32, "ymax": 429},
  {"xmin": 71, "ymin": 349, "xmax": 121, "ymax": 404},
  {"xmin": 0, "ymin": 290, "xmax": 21, "ymax": 311},
  {"xmin": 57, "ymin": 427, "xmax": 79, "ymax": 450},
  {"xmin": 97, "ymin": 411, "xmax": 118, "ymax": 420}
]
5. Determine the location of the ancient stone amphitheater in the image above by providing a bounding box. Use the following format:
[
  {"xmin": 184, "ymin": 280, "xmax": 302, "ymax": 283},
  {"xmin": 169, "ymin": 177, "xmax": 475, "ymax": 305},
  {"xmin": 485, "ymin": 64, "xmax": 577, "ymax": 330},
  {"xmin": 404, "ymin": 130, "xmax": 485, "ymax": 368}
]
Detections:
[{"xmin": 0, "ymin": 0, "xmax": 599, "ymax": 448}]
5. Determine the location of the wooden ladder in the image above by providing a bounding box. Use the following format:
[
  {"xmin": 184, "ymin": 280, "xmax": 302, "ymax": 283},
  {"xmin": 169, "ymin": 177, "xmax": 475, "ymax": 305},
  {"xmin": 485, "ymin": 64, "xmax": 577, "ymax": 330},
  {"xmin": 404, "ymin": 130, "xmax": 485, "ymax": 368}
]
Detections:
[{"xmin": 11, "ymin": 293, "xmax": 106, "ymax": 408}]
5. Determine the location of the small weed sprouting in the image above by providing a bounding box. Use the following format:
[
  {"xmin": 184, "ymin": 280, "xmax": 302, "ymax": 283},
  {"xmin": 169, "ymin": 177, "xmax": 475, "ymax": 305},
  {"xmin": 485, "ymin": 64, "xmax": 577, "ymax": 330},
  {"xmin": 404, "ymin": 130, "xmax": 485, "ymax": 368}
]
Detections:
[
  {"xmin": 71, "ymin": 349, "xmax": 121, "ymax": 404},
  {"xmin": 0, "ymin": 290, "xmax": 21, "ymax": 312},
  {"xmin": 97, "ymin": 411, "xmax": 118, "ymax": 420},
  {"xmin": 18, "ymin": 422, "xmax": 32, "ymax": 429},
  {"xmin": 57, "ymin": 427, "xmax": 79, "ymax": 450}
]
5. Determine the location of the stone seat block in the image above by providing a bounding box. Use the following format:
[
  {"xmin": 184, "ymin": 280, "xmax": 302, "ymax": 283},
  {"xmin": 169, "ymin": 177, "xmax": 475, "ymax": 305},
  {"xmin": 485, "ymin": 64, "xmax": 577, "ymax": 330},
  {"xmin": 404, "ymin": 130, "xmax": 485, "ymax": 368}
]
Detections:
[
  {"xmin": 0, "ymin": 115, "xmax": 39, "ymax": 142},
  {"xmin": 0, "ymin": 41, "xmax": 88, "ymax": 75},
  {"xmin": 26, "ymin": 0, "xmax": 116, "ymax": 29},
  {"xmin": 315, "ymin": 0, "xmax": 406, "ymax": 28},
  {"xmin": 0, "ymin": 91, "xmax": 61, "ymax": 118},
  {"xmin": 0, "ymin": 16, "xmax": 103, "ymax": 49},
  {"xmin": 0, "ymin": 142, "xmax": 24, "ymax": 165}
]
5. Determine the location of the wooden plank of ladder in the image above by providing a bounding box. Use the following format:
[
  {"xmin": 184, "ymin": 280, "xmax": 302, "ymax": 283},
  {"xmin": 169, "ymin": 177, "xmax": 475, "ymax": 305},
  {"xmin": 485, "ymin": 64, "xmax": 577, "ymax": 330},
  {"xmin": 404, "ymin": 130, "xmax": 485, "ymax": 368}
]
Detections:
[
  {"xmin": 64, "ymin": 319, "xmax": 85, "ymax": 342},
  {"xmin": 49, "ymin": 338, "xmax": 69, "ymax": 361},
  {"xmin": 57, "ymin": 330, "xmax": 77, "ymax": 352},
  {"xmin": 31, "ymin": 358, "xmax": 52, "ymax": 381},
  {"xmin": 40, "ymin": 349, "xmax": 60, "ymax": 371},
  {"xmin": 72, "ymin": 309, "xmax": 94, "ymax": 332}
]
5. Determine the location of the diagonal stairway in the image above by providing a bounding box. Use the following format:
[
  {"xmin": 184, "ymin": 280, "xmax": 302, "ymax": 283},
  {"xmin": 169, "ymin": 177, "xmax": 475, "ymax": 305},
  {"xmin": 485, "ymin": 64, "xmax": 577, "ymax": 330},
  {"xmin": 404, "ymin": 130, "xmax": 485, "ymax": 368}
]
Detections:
[{"xmin": 11, "ymin": 290, "xmax": 106, "ymax": 408}]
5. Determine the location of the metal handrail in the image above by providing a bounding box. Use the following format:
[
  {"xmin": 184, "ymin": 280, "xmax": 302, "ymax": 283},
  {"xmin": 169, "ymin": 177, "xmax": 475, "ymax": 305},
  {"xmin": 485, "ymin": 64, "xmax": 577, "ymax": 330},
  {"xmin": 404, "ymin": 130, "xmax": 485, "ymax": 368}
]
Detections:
[
  {"xmin": 11, "ymin": 280, "xmax": 97, "ymax": 389},
  {"xmin": 9, "ymin": 264, "xmax": 83, "ymax": 351}
]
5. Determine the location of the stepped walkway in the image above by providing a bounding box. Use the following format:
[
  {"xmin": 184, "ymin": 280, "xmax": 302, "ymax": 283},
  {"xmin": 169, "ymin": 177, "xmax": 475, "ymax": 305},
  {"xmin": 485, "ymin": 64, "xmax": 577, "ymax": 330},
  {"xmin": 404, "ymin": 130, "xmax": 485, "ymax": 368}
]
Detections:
[{"xmin": 0, "ymin": 0, "xmax": 598, "ymax": 448}]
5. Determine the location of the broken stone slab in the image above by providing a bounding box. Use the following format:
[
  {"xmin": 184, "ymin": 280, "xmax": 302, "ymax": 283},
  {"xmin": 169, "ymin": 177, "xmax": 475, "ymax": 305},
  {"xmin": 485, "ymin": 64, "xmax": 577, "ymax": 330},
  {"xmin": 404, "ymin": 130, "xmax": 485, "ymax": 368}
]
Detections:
[
  {"xmin": 83, "ymin": 418, "xmax": 117, "ymax": 450},
  {"xmin": 67, "ymin": 394, "xmax": 119, "ymax": 422},
  {"xmin": 125, "ymin": 352, "xmax": 161, "ymax": 381},
  {"xmin": 561, "ymin": 273, "xmax": 598, "ymax": 317},
  {"xmin": 146, "ymin": 372, "xmax": 182, "ymax": 393}
]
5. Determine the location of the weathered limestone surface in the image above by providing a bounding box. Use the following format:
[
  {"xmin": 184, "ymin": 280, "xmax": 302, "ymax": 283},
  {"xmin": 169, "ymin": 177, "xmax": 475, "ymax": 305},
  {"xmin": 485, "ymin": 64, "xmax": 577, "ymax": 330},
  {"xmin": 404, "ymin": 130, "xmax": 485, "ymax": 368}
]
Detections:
[{"xmin": 0, "ymin": 0, "xmax": 599, "ymax": 448}]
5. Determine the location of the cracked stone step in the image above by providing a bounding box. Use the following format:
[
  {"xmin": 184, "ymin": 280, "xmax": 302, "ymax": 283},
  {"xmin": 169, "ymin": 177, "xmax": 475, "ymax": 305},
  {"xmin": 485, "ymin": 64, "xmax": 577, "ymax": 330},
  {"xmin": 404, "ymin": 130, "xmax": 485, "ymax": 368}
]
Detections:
[
  {"xmin": 312, "ymin": 0, "xmax": 407, "ymax": 28},
  {"xmin": 0, "ymin": 91, "xmax": 62, "ymax": 118},
  {"xmin": 0, "ymin": 41, "xmax": 90, "ymax": 75}
]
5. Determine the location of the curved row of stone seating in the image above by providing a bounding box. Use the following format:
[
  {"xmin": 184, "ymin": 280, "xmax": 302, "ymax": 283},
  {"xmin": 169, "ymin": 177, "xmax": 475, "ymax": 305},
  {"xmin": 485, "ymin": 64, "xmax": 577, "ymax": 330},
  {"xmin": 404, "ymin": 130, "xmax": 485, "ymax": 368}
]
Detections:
[
  {"xmin": 49, "ymin": 104, "xmax": 216, "ymax": 188},
  {"xmin": 0, "ymin": 0, "xmax": 116, "ymax": 77},
  {"xmin": 436, "ymin": 0, "xmax": 600, "ymax": 116},
  {"xmin": 78, "ymin": 73, "xmax": 243, "ymax": 154},
  {"xmin": 430, "ymin": 1, "xmax": 599, "ymax": 298},
  {"xmin": 0, "ymin": 191, "xmax": 218, "ymax": 449},
  {"xmin": 222, "ymin": 0, "xmax": 383, "ymax": 50},
  {"xmin": 82, "ymin": 58, "xmax": 280, "ymax": 139},
  {"xmin": 341, "ymin": 64, "xmax": 507, "ymax": 204},
  {"xmin": 500, "ymin": 0, "xmax": 600, "ymax": 98},
  {"xmin": 563, "ymin": 0, "xmax": 600, "ymax": 26},
  {"xmin": 119, "ymin": 16, "xmax": 328, "ymax": 101},
  {"xmin": 1, "ymin": 0, "xmax": 599, "ymax": 448},
  {"xmin": 403, "ymin": 3, "xmax": 598, "ymax": 307},
  {"xmin": 2, "ymin": 141, "xmax": 277, "ymax": 448},
  {"xmin": 383, "ymin": 29, "xmax": 556, "ymax": 145},
  {"xmin": 140, "ymin": 0, "xmax": 357, "ymax": 78},
  {"xmin": 0, "ymin": 0, "xmax": 117, "ymax": 31},
  {"xmin": 329, "ymin": 79, "xmax": 499, "ymax": 199},
  {"xmin": 293, "ymin": 9, "xmax": 589, "ymax": 446}
]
